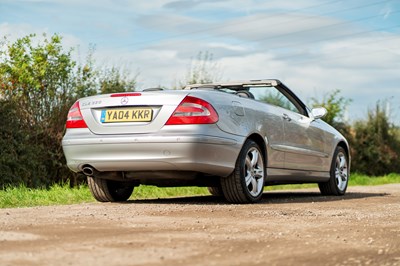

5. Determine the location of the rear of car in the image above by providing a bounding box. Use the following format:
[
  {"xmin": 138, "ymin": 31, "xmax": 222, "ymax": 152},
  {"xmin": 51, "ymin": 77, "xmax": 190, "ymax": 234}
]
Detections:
[{"xmin": 62, "ymin": 91, "xmax": 244, "ymax": 180}]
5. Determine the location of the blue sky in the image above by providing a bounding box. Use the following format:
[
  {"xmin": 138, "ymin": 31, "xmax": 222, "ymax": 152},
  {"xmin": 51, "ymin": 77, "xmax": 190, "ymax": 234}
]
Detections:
[{"xmin": 1, "ymin": 0, "xmax": 399, "ymax": 124}]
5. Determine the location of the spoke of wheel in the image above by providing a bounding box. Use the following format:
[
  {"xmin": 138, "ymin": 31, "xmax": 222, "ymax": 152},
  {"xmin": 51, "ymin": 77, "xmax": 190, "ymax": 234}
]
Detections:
[
  {"xmin": 250, "ymin": 150, "xmax": 259, "ymax": 168},
  {"xmin": 254, "ymin": 168, "xmax": 264, "ymax": 179},
  {"xmin": 257, "ymin": 179, "xmax": 263, "ymax": 193},
  {"xmin": 251, "ymin": 178, "xmax": 258, "ymax": 193},
  {"xmin": 339, "ymin": 154, "xmax": 346, "ymax": 169},
  {"xmin": 336, "ymin": 174, "xmax": 342, "ymax": 188},
  {"xmin": 245, "ymin": 172, "xmax": 253, "ymax": 186},
  {"xmin": 336, "ymin": 157, "xmax": 341, "ymax": 169},
  {"xmin": 246, "ymin": 156, "xmax": 252, "ymax": 169}
]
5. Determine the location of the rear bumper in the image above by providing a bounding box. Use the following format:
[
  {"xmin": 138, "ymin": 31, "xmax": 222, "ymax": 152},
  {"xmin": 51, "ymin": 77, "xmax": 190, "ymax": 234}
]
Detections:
[{"xmin": 62, "ymin": 132, "xmax": 243, "ymax": 177}]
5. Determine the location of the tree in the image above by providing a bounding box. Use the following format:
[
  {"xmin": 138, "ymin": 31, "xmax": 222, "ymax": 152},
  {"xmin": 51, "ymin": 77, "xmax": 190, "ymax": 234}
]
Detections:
[
  {"xmin": 0, "ymin": 34, "xmax": 76, "ymax": 129},
  {"xmin": 0, "ymin": 33, "xmax": 138, "ymax": 188},
  {"xmin": 175, "ymin": 51, "xmax": 222, "ymax": 89},
  {"xmin": 0, "ymin": 33, "xmax": 78, "ymax": 187},
  {"xmin": 99, "ymin": 66, "xmax": 137, "ymax": 94},
  {"xmin": 351, "ymin": 101, "xmax": 400, "ymax": 175},
  {"xmin": 73, "ymin": 45, "xmax": 98, "ymax": 98},
  {"xmin": 0, "ymin": 98, "xmax": 45, "ymax": 187},
  {"xmin": 310, "ymin": 89, "xmax": 352, "ymax": 128}
]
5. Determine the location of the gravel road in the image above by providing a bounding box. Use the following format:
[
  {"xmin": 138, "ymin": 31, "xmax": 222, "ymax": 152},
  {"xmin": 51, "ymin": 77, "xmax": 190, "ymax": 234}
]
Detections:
[{"xmin": 1, "ymin": 184, "xmax": 399, "ymax": 266}]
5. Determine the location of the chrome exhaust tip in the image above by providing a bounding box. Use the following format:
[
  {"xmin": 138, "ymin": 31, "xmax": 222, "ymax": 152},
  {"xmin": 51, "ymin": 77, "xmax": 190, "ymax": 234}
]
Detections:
[{"xmin": 82, "ymin": 166, "xmax": 95, "ymax": 176}]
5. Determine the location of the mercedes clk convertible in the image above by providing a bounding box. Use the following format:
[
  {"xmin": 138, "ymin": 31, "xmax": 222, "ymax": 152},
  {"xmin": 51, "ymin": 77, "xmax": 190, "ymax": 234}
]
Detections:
[{"xmin": 62, "ymin": 79, "xmax": 350, "ymax": 203}]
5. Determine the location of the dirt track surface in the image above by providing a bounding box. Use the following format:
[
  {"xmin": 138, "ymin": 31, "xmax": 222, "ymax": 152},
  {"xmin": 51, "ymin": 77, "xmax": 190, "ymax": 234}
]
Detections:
[{"xmin": 1, "ymin": 184, "xmax": 399, "ymax": 266}]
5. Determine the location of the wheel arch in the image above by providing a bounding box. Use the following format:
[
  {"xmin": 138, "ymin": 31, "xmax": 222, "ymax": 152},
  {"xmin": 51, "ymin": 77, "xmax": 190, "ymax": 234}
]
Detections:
[
  {"xmin": 337, "ymin": 140, "xmax": 351, "ymax": 172},
  {"xmin": 246, "ymin": 133, "xmax": 268, "ymax": 165},
  {"xmin": 220, "ymin": 133, "xmax": 267, "ymax": 203},
  {"xmin": 337, "ymin": 141, "xmax": 349, "ymax": 155}
]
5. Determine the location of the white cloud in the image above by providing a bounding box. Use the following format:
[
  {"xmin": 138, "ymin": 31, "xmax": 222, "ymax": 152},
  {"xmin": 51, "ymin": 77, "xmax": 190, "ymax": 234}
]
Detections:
[
  {"xmin": 136, "ymin": 13, "xmax": 207, "ymax": 33},
  {"xmin": 0, "ymin": 22, "xmax": 47, "ymax": 42},
  {"xmin": 162, "ymin": 0, "xmax": 322, "ymax": 13},
  {"xmin": 210, "ymin": 13, "xmax": 354, "ymax": 48},
  {"xmin": 380, "ymin": 6, "xmax": 392, "ymax": 20},
  {"xmin": 207, "ymin": 42, "xmax": 249, "ymax": 52},
  {"xmin": 162, "ymin": 0, "xmax": 228, "ymax": 11},
  {"xmin": 0, "ymin": 22, "xmax": 83, "ymax": 49}
]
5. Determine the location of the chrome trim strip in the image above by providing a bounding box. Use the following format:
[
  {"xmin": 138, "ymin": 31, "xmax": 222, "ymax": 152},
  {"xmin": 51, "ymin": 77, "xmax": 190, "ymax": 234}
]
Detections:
[
  {"xmin": 266, "ymin": 167, "xmax": 330, "ymax": 182},
  {"xmin": 270, "ymin": 144, "xmax": 329, "ymax": 158}
]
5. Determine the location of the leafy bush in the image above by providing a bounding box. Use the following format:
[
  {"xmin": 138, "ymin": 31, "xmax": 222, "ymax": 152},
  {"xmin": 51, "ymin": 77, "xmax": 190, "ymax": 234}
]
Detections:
[
  {"xmin": 310, "ymin": 90, "xmax": 399, "ymax": 176},
  {"xmin": 310, "ymin": 89, "xmax": 352, "ymax": 128},
  {"xmin": 0, "ymin": 34, "xmax": 136, "ymax": 188},
  {"xmin": 351, "ymin": 102, "xmax": 400, "ymax": 175},
  {"xmin": 0, "ymin": 34, "xmax": 75, "ymax": 188}
]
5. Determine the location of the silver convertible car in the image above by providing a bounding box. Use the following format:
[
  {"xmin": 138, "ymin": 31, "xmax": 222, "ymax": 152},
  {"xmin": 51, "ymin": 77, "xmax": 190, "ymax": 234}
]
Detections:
[{"xmin": 62, "ymin": 79, "xmax": 350, "ymax": 203}]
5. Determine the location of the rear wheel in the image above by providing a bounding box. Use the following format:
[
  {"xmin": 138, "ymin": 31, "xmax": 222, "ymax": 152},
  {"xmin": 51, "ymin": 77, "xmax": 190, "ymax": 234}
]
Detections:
[
  {"xmin": 319, "ymin": 146, "xmax": 349, "ymax": 195},
  {"xmin": 221, "ymin": 140, "xmax": 265, "ymax": 203},
  {"xmin": 87, "ymin": 176, "xmax": 134, "ymax": 202},
  {"xmin": 207, "ymin": 186, "xmax": 223, "ymax": 197}
]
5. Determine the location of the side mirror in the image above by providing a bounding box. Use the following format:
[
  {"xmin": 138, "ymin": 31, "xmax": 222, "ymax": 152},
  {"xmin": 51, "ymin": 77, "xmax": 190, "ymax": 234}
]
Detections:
[{"xmin": 311, "ymin": 107, "xmax": 327, "ymax": 120}]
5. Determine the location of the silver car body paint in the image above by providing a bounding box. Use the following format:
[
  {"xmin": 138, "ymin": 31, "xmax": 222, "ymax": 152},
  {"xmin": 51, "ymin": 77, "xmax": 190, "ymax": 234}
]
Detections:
[{"xmin": 62, "ymin": 79, "xmax": 350, "ymax": 185}]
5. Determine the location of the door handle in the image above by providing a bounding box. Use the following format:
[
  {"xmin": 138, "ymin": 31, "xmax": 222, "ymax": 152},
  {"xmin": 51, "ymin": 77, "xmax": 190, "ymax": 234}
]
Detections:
[{"xmin": 283, "ymin": 114, "xmax": 292, "ymax": 122}]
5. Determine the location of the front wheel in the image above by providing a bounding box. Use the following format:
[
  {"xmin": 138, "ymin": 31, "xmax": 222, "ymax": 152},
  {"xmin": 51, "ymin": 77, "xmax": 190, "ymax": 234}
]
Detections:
[
  {"xmin": 319, "ymin": 146, "xmax": 349, "ymax": 196},
  {"xmin": 221, "ymin": 140, "xmax": 265, "ymax": 203},
  {"xmin": 87, "ymin": 176, "xmax": 134, "ymax": 202}
]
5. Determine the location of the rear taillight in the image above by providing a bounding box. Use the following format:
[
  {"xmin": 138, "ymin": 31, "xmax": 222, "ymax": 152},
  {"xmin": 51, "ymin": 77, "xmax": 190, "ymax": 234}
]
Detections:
[
  {"xmin": 66, "ymin": 101, "xmax": 88, "ymax": 128},
  {"xmin": 166, "ymin": 96, "xmax": 219, "ymax": 125}
]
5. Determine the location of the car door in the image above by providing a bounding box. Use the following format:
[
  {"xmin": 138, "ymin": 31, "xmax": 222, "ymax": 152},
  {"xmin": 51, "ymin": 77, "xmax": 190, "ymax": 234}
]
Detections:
[
  {"xmin": 281, "ymin": 109, "xmax": 328, "ymax": 172},
  {"xmin": 251, "ymin": 84, "xmax": 328, "ymax": 172}
]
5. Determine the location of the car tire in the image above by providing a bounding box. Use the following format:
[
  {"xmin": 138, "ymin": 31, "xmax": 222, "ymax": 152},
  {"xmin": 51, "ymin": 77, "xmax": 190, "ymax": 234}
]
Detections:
[
  {"xmin": 318, "ymin": 146, "xmax": 349, "ymax": 196},
  {"xmin": 207, "ymin": 186, "xmax": 223, "ymax": 197},
  {"xmin": 221, "ymin": 140, "xmax": 265, "ymax": 203},
  {"xmin": 87, "ymin": 176, "xmax": 134, "ymax": 202}
]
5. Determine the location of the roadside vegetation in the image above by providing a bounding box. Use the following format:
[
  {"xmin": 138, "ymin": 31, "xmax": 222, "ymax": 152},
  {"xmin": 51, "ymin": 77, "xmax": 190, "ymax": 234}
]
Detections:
[
  {"xmin": 1, "ymin": 174, "xmax": 399, "ymax": 208},
  {"xmin": 0, "ymin": 33, "xmax": 399, "ymax": 194},
  {"xmin": 0, "ymin": 34, "xmax": 136, "ymax": 188}
]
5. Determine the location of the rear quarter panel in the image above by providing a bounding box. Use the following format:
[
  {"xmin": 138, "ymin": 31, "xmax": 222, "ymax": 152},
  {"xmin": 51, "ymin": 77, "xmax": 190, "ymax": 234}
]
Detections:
[{"xmin": 189, "ymin": 90, "xmax": 285, "ymax": 168}]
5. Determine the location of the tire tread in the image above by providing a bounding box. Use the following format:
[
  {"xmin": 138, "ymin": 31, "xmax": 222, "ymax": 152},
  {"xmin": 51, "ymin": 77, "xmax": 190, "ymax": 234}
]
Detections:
[
  {"xmin": 221, "ymin": 140, "xmax": 264, "ymax": 203},
  {"xmin": 318, "ymin": 146, "xmax": 348, "ymax": 196},
  {"xmin": 87, "ymin": 176, "xmax": 133, "ymax": 202},
  {"xmin": 208, "ymin": 186, "xmax": 223, "ymax": 197}
]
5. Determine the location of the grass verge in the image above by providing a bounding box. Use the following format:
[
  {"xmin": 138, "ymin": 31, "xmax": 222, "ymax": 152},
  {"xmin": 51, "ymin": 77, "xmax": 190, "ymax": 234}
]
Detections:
[
  {"xmin": 0, "ymin": 183, "xmax": 94, "ymax": 209},
  {"xmin": 1, "ymin": 173, "xmax": 399, "ymax": 208}
]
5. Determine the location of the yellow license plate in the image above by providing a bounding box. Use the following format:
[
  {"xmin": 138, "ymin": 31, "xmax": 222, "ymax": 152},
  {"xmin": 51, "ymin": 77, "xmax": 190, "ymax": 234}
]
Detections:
[{"xmin": 100, "ymin": 108, "xmax": 153, "ymax": 123}]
